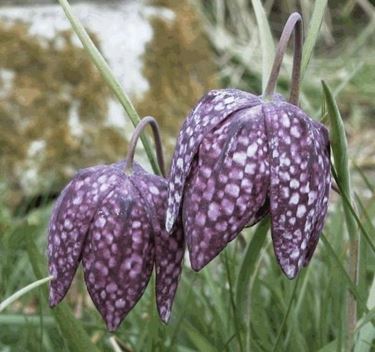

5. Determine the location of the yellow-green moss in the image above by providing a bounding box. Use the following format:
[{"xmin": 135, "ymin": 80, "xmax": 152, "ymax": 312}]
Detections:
[
  {"xmin": 0, "ymin": 21, "xmax": 127, "ymax": 209},
  {"xmin": 136, "ymin": 0, "xmax": 219, "ymax": 160}
]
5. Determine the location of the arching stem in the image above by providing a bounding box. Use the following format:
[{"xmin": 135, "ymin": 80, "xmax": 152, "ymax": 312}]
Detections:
[
  {"xmin": 264, "ymin": 12, "xmax": 303, "ymax": 106},
  {"xmin": 125, "ymin": 116, "xmax": 166, "ymax": 177}
]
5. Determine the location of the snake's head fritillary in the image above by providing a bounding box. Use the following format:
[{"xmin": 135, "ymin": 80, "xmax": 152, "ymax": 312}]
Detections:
[
  {"xmin": 167, "ymin": 89, "xmax": 331, "ymax": 278},
  {"xmin": 263, "ymin": 101, "xmax": 331, "ymax": 278},
  {"xmin": 48, "ymin": 160, "xmax": 184, "ymax": 331}
]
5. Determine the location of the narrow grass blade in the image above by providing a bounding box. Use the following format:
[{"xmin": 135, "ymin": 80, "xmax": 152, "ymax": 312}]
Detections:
[
  {"xmin": 57, "ymin": 0, "xmax": 161, "ymax": 175},
  {"xmin": 353, "ymin": 163, "xmax": 374, "ymax": 194},
  {"xmin": 355, "ymin": 193, "xmax": 370, "ymax": 316},
  {"xmin": 223, "ymin": 252, "xmax": 244, "ymax": 352},
  {"xmin": 330, "ymin": 167, "xmax": 375, "ymax": 253},
  {"xmin": 26, "ymin": 236, "xmax": 100, "ymax": 352},
  {"xmin": 250, "ymin": 0, "xmax": 275, "ymax": 91},
  {"xmin": 0, "ymin": 314, "xmax": 55, "ymax": 326},
  {"xmin": 235, "ymin": 218, "xmax": 269, "ymax": 319},
  {"xmin": 321, "ymin": 235, "xmax": 367, "ymax": 313},
  {"xmin": 355, "ymin": 195, "xmax": 375, "ymax": 241},
  {"xmin": 183, "ymin": 321, "xmax": 217, "ymax": 352},
  {"xmin": 324, "ymin": 81, "xmax": 360, "ymax": 349},
  {"xmin": 356, "ymin": 308, "xmax": 375, "ymax": 332},
  {"xmin": 0, "ymin": 276, "xmax": 52, "ymax": 313},
  {"xmin": 271, "ymin": 276, "xmax": 300, "ymax": 352},
  {"xmin": 354, "ymin": 275, "xmax": 375, "ymax": 352},
  {"xmin": 109, "ymin": 337, "xmax": 123, "ymax": 352},
  {"xmin": 201, "ymin": 269, "xmax": 227, "ymax": 338},
  {"xmin": 301, "ymin": 0, "xmax": 328, "ymax": 78},
  {"xmin": 317, "ymin": 340, "xmax": 337, "ymax": 352},
  {"xmin": 322, "ymin": 81, "xmax": 357, "ymax": 239}
]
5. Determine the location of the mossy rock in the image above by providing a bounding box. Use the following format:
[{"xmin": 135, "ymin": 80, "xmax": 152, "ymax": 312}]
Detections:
[
  {"xmin": 137, "ymin": 0, "xmax": 218, "ymax": 161},
  {"xmin": 0, "ymin": 1, "xmax": 218, "ymax": 211},
  {"xmin": 0, "ymin": 21, "xmax": 124, "ymax": 210}
]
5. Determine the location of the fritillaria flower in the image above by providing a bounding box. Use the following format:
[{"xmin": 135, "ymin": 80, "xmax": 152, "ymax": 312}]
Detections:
[
  {"xmin": 166, "ymin": 13, "xmax": 331, "ymax": 279},
  {"xmin": 48, "ymin": 117, "xmax": 184, "ymax": 331}
]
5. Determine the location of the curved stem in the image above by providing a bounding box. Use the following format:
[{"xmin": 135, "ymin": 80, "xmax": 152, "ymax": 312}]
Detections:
[
  {"xmin": 0, "ymin": 276, "xmax": 53, "ymax": 313},
  {"xmin": 264, "ymin": 12, "xmax": 303, "ymax": 106},
  {"xmin": 125, "ymin": 116, "xmax": 166, "ymax": 177}
]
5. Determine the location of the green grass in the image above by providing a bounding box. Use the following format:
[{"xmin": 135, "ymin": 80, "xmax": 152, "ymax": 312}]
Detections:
[{"xmin": 1, "ymin": 0, "xmax": 375, "ymax": 351}]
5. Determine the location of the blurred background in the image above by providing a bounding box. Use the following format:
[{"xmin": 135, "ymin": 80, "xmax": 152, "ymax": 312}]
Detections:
[{"xmin": 0, "ymin": 1, "xmax": 374, "ymax": 351}]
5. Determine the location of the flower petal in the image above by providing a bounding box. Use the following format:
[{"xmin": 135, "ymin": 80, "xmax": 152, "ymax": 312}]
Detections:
[
  {"xmin": 263, "ymin": 102, "xmax": 331, "ymax": 279},
  {"xmin": 132, "ymin": 167, "xmax": 185, "ymax": 323},
  {"xmin": 303, "ymin": 121, "xmax": 331, "ymax": 265},
  {"xmin": 82, "ymin": 177, "xmax": 154, "ymax": 331},
  {"xmin": 166, "ymin": 89, "xmax": 261, "ymax": 232},
  {"xmin": 48, "ymin": 165, "xmax": 122, "ymax": 306},
  {"xmin": 183, "ymin": 106, "xmax": 270, "ymax": 271}
]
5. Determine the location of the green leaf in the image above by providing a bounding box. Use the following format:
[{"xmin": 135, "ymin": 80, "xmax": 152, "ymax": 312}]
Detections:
[
  {"xmin": 235, "ymin": 217, "xmax": 269, "ymax": 320},
  {"xmin": 0, "ymin": 314, "xmax": 54, "ymax": 326},
  {"xmin": 317, "ymin": 340, "xmax": 337, "ymax": 352},
  {"xmin": 108, "ymin": 337, "xmax": 123, "ymax": 352},
  {"xmin": 301, "ymin": 0, "xmax": 328, "ymax": 78},
  {"xmin": 356, "ymin": 308, "xmax": 375, "ymax": 333},
  {"xmin": 330, "ymin": 167, "xmax": 375, "ymax": 253},
  {"xmin": 250, "ymin": 0, "xmax": 275, "ymax": 92},
  {"xmin": 323, "ymin": 81, "xmax": 358, "ymax": 243},
  {"xmin": 183, "ymin": 321, "xmax": 217, "ymax": 352},
  {"xmin": 271, "ymin": 276, "xmax": 300, "ymax": 352},
  {"xmin": 26, "ymin": 236, "xmax": 101, "ymax": 352},
  {"xmin": 321, "ymin": 235, "xmax": 367, "ymax": 313},
  {"xmin": 57, "ymin": 0, "xmax": 161, "ymax": 175},
  {"xmin": 354, "ymin": 275, "xmax": 375, "ymax": 352},
  {"xmin": 354, "ymin": 163, "xmax": 374, "ymax": 194}
]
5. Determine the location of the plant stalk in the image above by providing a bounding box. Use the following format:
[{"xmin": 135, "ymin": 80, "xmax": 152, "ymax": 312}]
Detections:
[
  {"xmin": 0, "ymin": 276, "xmax": 53, "ymax": 312},
  {"xmin": 125, "ymin": 116, "xmax": 165, "ymax": 177},
  {"xmin": 264, "ymin": 12, "xmax": 303, "ymax": 105}
]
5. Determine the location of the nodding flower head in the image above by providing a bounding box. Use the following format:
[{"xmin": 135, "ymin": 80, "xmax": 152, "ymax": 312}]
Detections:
[
  {"xmin": 166, "ymin": 13, "xmax": 331, "ymax": 279},
  {"xmin": 48, "ymin": 117, "xmax": 184, "ymax": 331}
]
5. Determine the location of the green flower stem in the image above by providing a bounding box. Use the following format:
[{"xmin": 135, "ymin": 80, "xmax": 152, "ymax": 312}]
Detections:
[
  {"xmin": 108, "ymin": 336, "xmax": 122, "ymax": 352},
  {"xmin": 58, "ymin": 0, "xmax": 161, "ymax": 176},
  {"xmin": 0, "ymin": 276, "xmax": 53, "ymax": 313},
  {"xmin": 125, "ymin": 116, "xmax": 165, "ymax": 177},
  {"xmin": 264, "ymin": 12, "xmax": 303, "ymax": 105}
]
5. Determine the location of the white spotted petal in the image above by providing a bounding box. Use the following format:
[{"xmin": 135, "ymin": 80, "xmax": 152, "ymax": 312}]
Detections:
[
  {"xmin": 264, "ymin": 102, "xmax": 331, "ymax": 279},
  {"xmin": 82, "ymin": 176, "xmax": 154, "ymax": 331},
  {"xmin": 132, "ymin": 170, "xmax": 185, "ymax": 323},
  {"xmin": 182, "ymin": 106, "xmax": 270, "ymax": 270},
  {"xmin": 48, "ymin": 164, "xmax": 124, "ymax": 307},
  {"xmin": 166, "ymin": 89, "xmax": 262, "ymax": 232}
]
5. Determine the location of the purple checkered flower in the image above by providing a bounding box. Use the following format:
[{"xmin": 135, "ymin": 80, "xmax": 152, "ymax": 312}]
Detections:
[
  {"xmin": 166, "ymin": 13, "xmax": 331, "ymax": 279},
  {"xmin": 48, "ymin": 117, "xmax": 184, "ymax": 331}
]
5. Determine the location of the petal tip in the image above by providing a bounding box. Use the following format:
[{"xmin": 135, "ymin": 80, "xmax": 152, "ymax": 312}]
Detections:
[
  {"xmin": 280, "ymin": 264, "xmax": 298, "ymax": 280},
  {"xmin": 165, "ymin": 211, "xmax": 174, "ymax": 233},
  {"xmin": 48, "ymin": 299, "xmax": 57, "ymax": 308},
  {"xmin": 159, "ymin": 307, "xmax": 171, "ymax": 324},
  {"xmin": 103, "ymin": 312, "xmax": 124, "ymax": 332},
  {"xmin": 106, "ymin": 322, "xmax": 119, "ymax": 332},
  {"xmin": 48, "ymin": 288, "xmax": 61, "ymax": 308},
  {"xmin": 190, "ymin": 259, "xmax": 205, "ymax": 272}
]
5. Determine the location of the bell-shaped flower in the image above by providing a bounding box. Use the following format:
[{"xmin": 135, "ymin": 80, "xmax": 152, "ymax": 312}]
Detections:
[
  {"xmin": 166, "ymin": 13, "xmax": 331, "ymax": 279},
  {"xmin": 48, "ymin": 117, "xmax": 184, "ymax": 331}
]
